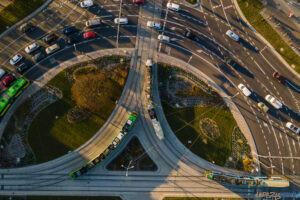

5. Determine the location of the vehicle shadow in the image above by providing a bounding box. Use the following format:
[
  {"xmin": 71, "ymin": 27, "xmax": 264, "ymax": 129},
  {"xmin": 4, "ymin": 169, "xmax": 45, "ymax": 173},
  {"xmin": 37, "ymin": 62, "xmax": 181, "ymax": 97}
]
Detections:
[
  {"xmin": 286, "ymin": 80, "xmax": 300, "ymax": 94},
  {"xmin": 238, "ymin": 38, "xmax": 259, "ymax": 53},
  {"xmin": 281, "ymin": 105, "xmax": 300, "ymax": 122},
  {"xmin": 224, "ymin": 57, "xmax": 254, "ymax": 79}
]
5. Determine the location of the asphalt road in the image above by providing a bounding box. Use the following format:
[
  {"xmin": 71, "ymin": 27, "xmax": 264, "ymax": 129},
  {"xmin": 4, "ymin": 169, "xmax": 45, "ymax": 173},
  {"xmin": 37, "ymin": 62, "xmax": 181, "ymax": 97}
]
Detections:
[{"xmin": 0, "ymin": 0, "xmax": 300, "ymax": 199}]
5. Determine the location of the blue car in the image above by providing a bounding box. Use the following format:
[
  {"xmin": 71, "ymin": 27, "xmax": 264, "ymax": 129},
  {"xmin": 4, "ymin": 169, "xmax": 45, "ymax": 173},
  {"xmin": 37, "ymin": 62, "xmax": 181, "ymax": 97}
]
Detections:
[{"xmin": 62, "ymin": 26, "xmax": 76, "ymax": 35}]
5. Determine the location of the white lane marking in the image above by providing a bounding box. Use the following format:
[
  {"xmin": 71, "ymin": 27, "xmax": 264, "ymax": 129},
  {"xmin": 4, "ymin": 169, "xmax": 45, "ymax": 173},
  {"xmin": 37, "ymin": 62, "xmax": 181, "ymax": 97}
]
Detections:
[
  {"xmin": 253, "ymin": 60, "xmax": 266, "ymax": 75},
  {"xmin": 224, "ymin": 5, "xmax": 233, "ymax": 10},
  {"xmin": 213, "ymin": 5, "xmax": 222, "ymax": 9}
]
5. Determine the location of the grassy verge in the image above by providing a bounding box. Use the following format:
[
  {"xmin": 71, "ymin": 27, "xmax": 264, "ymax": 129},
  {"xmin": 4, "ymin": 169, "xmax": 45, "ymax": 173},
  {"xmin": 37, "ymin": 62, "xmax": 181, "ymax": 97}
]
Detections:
[
  {"xmin": 0, "ymin": 0, "xmax": 46, "ymax": 33},
  {"xmin": 158, "ymin": 64, "xmax": 252, "ymax": 167},
  {"xmin": 28, "ymin": 57, "xmax": 129, "ymax": 163},
  {"xmin": 237, "ymin": 0, "xmax": 300, "ymax": 74},
  {"xmin": 162, "ymin": 103, "xmax": 233, "ymax": 166}
]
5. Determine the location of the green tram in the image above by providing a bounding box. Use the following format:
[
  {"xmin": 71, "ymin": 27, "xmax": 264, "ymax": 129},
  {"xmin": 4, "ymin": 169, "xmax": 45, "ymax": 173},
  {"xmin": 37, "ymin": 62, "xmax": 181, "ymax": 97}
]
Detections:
[
  {"xmin": 0, "ymin": 77, "xmax": 30, "ymax": 117},
  {"xmin": 204, "ymin": 170, "xmax": 290, "ymax": 188},
  {"xmin": 69, "ymin": 111, "xmax": 139, "ymax": 180}
]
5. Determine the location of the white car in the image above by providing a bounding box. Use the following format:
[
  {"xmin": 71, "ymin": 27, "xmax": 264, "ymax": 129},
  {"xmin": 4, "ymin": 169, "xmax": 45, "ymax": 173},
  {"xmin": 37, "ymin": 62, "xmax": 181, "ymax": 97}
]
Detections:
[
  {"xmin": 146, "ymin": 59, "xmax": 153, "ymax": 67},
  {"xmin": 167, "ymin": 2, "xmax": 180, "ymax": 11},
  {"xmin": 238, "ymin": 83, "xmax": 251, "ymax": 97},
  {"xmin": 114, "ymin": 17, "xmax": 128, "ymax": 24},
  {"xmin": 286, "ymin": 122, "xmax": 300, "ymax": 134},
  {"xmin": 25, "ymin": 42, "xmax": 39, "ymax": 54},
  {"xmin": 80, "ymin": 0, "xmax": 93, "ymax": 8},
  {"xmin": 226, "ymin": 30, "xmax": 239, "ymax": 41},
  {"xmin": 147, "ymin": 21, "xmax": 161, "ymax": 29},
  {"xmin": 265, "ymin": 94, "xmax": 283, "ymax": 109},
  {"xmin": 9, "ymin": 54, "xmax": 23, "ymax": 65},
  {"xmin": 158, "ymin": 34, "xmax": 170, "ymax": 42}
]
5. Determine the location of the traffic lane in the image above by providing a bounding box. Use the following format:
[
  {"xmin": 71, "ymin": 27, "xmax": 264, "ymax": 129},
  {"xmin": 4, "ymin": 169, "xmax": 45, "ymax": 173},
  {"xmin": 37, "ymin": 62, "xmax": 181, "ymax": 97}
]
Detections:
[
  {"xmin": 0, "ymin": 1, "xmax": 88, "ymax": 69},
  {"xmin": 165, "ymin": 16, "xmax": 299, "ymax": 128},
  {"xmin": 164, "ymin": 9, "xmax": 210, "ymax": 36},
  {"xmin": 0, "ymin": 0, "xmax": 138, "ymax": 69},
  {"xmin": 186, "ymin": 52, "xmax": 283, "ymax": 174},
  {"xmin": 24, "ymin": 32, "xmax": 136, "ymax": 80},
  {"xmin": 0, "ymin": 12, "xmax": 138, "ymax": 72},
  {"xmin": 164, "ymin": 41, "xmax": 294, "ymax": 174},
  {"xmin": 159, "ymin": 40, "xmax": 280, "ymax": 172}
]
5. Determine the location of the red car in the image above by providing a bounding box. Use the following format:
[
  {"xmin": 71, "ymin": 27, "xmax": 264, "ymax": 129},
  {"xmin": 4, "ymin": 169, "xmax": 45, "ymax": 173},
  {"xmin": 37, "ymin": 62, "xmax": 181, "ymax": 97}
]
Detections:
[
  {"xmin": 273, "ymin": 71, "xmax": 285, "ymax": 83},
  {"xmin": 1, "ymin": 75, "xmax": 15, "ymax": 88},
  {"xmin": 83, "ymin": 31, "xmax": 96, "ymax": 39},
  {"xmin": 133, "ymin": 0, "xmax": 145, "ymax": 4}
]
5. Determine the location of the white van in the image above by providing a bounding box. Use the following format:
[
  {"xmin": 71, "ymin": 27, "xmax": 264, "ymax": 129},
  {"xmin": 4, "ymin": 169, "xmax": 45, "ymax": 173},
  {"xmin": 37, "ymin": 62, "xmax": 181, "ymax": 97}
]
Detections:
[
  {"xmin": 238, "ymin": 83, "xmax": 251, "ymax": 97},
  {"xmin": 167, "ymin": 2, "xmax": 180, "ymax": 11},
  {"xmin": 86, "ymin": 18, "xmax": 101, "ymax": 27},
  {"xmin": 265, "ymin": 94, "xmax": 283, "ymax": 109},
  {"xmin": 226, "ymin": 30, "xmax": 239, "ymax": 41},
  {"xmin": 0, "ymin": 68, "xmax": 5, "ymax": 79},
  {"xmin": 114, "ymin": 18, "xmax": 128, "ymax": 25}
]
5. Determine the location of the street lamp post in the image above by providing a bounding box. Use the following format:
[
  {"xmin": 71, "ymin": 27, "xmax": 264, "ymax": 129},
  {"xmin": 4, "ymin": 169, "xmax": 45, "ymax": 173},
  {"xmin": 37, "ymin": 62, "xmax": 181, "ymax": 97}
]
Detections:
[{"xmin": 121, "ymin": 160, "xmax": 134, "ymax": 177}]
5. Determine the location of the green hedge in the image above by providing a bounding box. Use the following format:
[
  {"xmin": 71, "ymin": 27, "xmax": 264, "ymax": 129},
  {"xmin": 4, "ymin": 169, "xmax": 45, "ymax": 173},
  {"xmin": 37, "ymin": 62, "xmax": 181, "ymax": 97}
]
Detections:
[
  {"xmin": 0, "ymin": 0, "xmax": 46, "ymax": 33},
  {"xmin": 237, "ymin": 0, "xmax": 300, "ymax": 74}
]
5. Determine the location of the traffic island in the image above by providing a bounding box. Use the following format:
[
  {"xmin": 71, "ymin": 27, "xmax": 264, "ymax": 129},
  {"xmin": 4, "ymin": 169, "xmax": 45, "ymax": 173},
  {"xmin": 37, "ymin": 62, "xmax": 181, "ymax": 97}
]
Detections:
[
  {"xmin": 107, "ymin": 136, "xmax": 157, "ymax": 171},
  {"xmin": 158, "ymin": 64, "xmax": 253, "ymax": 171},
  {"xmin": 0, "ymin": 56, "xmax": 131, "ymax": 166}
]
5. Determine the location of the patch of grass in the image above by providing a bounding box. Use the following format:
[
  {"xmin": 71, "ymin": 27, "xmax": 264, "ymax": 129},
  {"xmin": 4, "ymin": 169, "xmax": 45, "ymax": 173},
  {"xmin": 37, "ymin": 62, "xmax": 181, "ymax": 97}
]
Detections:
[
  {"xmin": 185, "ymin": 0, "xmax": 197, "ymax": 4},
  {"xmin": 0, "ymin": 0, "xmax": 46, "ymax": 33},
  {"xmin": 237, "ymin": 0, "xmax": 300, "ymax": 74},
  {"xmin": 28, "ymin": 63, "xmax": 127, "ymax": 163},
  {"xmin": 162, "ymin": 103, "xmax": 233, "ymax": 166}
]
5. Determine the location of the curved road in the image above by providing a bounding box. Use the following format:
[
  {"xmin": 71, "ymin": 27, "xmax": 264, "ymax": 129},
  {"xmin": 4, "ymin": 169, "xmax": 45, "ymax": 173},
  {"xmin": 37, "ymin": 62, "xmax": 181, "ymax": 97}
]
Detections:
[{"xmin": 0, "ymin": 0, "xmax": 299, "ymax": 199}]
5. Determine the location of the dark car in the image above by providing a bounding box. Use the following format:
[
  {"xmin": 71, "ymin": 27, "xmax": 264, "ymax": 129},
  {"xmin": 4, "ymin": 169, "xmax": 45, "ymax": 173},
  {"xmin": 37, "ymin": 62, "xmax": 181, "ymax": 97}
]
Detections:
[
  {"xmin": 62, "ymin": 26, "xmax": 76, "ymax": 35},
  {"xmin": 43, "ymin": 34, "xmax": 58, "ymax": 44},
  {"xmin": 273, "ymin": 71, "xmax": 285, "ymax": 84},
  {"xmin": 33, "ymin": 52, "xmax": 46, "ymax": 62},
  {"xmin": 20, "ymin": 23, "xmax": 35, "ymax": 33},
  {"xmin": 66, "ymin": 33, "xmax": 81, "ymax": 45},
  {"xmin": 17, "ymin": 62, "xmax": 30, "ymax": 74},
  {"xmin": 148, "ymin": 108, "xmax": 157, "ymax": 119},
  {"xmin": 224, "ymin": 57, "xmax": 237, "ymax": 67},
  {"xmin": 184, "ymin": 31, "xmax": 199, "ymax": 41}
]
